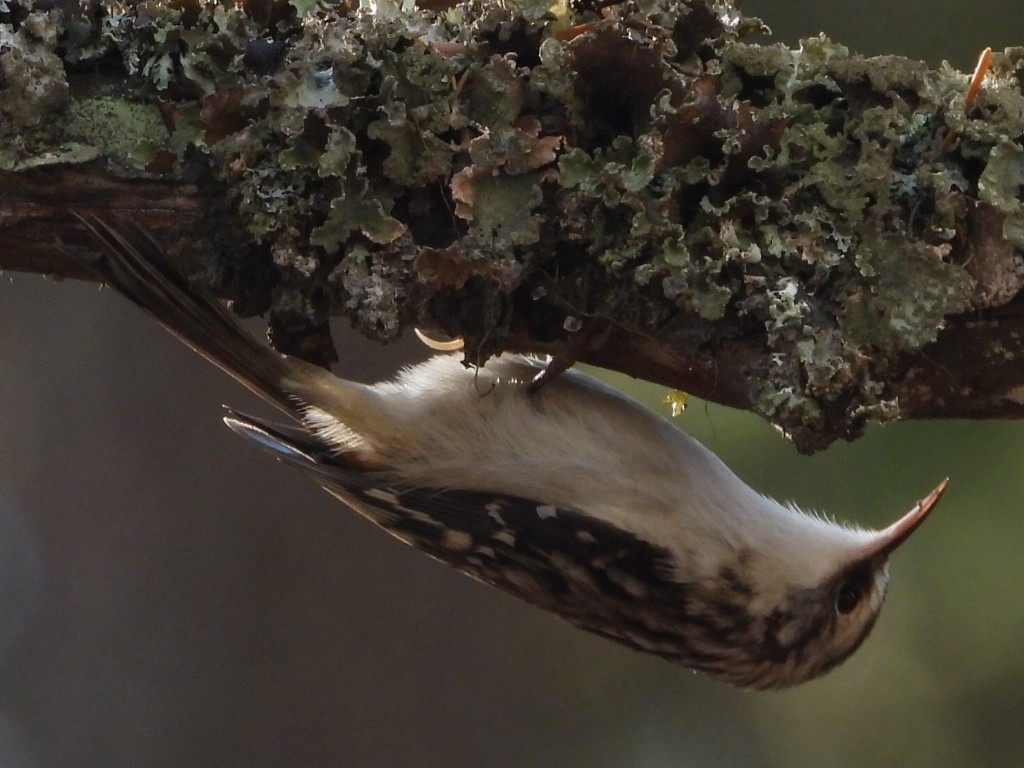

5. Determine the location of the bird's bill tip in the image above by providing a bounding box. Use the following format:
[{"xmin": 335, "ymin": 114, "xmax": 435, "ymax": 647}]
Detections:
[{"xmin": 870, "ymin": 477, "xmax": 949, "ymax": 558}]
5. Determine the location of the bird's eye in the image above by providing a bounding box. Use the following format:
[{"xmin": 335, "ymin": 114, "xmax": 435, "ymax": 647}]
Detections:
[{"xmin": 835, "ymin": 580, "xmax": 864, "ymax": 615}]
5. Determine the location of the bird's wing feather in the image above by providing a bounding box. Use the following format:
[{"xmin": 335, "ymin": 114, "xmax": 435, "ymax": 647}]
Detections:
[{"xmin": 224, "ymin": 409, "xmax": 679, "ymax": 596}]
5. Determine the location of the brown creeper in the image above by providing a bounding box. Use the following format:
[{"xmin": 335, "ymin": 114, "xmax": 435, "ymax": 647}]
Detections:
[{"xmin": 73, "ymin": 216, "xmax": 946, "ymax": 690}]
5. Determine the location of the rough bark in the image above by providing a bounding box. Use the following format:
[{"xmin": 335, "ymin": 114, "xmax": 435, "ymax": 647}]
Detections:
[{"xmin": 3, "ymin": 0, "xmax": 1024, "ymax": 451}]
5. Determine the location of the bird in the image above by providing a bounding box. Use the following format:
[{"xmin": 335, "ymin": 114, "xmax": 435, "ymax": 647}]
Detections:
[{"xmin": 71, "ymin": 215, "xmax": 947, "ymax": 689}]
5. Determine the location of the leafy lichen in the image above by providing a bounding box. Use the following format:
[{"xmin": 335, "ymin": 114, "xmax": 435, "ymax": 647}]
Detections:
[{"xmin": 6, "ymin": 0, "xmax": 1024, "ymax": 449}]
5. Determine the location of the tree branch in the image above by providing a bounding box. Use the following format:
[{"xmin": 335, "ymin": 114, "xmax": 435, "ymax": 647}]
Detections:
[{"xmin": 3, "ymin": 0, "xmax": 1024, "ymax": 451}]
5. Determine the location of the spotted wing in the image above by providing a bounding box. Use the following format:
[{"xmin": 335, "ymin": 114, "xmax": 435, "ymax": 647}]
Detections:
[{"xmin": 224, "ymin": 410, "xmax": 685, "ymax": 640}]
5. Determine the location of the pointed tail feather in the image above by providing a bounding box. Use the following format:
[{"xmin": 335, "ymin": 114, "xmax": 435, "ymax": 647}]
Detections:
[
  {"xmin": 73, "ymin": 214, "xmax": 300, "ymax": 413},
  {"xmin": 74, "ymin": 215, "xmax": 392, "ymax": 459}
]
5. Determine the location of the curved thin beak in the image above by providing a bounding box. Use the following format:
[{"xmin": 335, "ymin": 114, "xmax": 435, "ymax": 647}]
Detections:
[{"xmin": 865, "ymin": 478, "xmax": 949, "ymax": 560}]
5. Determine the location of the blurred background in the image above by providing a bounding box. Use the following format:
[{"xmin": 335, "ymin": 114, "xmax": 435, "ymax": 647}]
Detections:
[{"xmin": 2, "ymin": 2, "xmax": 1024, "ymax": 766}]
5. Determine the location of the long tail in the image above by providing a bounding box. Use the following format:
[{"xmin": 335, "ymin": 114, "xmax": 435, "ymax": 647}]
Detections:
[{"xmin": 72, "ymin": 214, "xmax": 301, "ymax": 413}]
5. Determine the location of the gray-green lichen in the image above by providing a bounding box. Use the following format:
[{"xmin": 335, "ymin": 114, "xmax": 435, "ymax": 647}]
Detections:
[
  {"xmin": 4, "ymin": 0, "xmax": 1024, "ymax": 449},
  {"xmin": 0, "ymin": 7, "xmax": 69, "ymax": 167},
  {"xmin": 63, "ymin": 96, "xmax": 166, "ymax": 160}
]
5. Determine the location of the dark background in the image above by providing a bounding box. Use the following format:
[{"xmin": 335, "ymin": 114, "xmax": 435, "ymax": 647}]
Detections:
[{"xmin": 2, "ymin": 2, "xmax": 1024, "ymax": 765}]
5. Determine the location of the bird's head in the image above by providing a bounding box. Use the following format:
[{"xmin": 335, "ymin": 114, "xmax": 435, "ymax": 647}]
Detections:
[{"xmin": 698, "ymin": 479, "xmax": 948, "ymax": 689}]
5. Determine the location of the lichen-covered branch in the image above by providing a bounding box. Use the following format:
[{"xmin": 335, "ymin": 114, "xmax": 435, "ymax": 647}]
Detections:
[{"xmin": 3, "ymin": 0, "xmax": 1024, "ymax": 451}]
